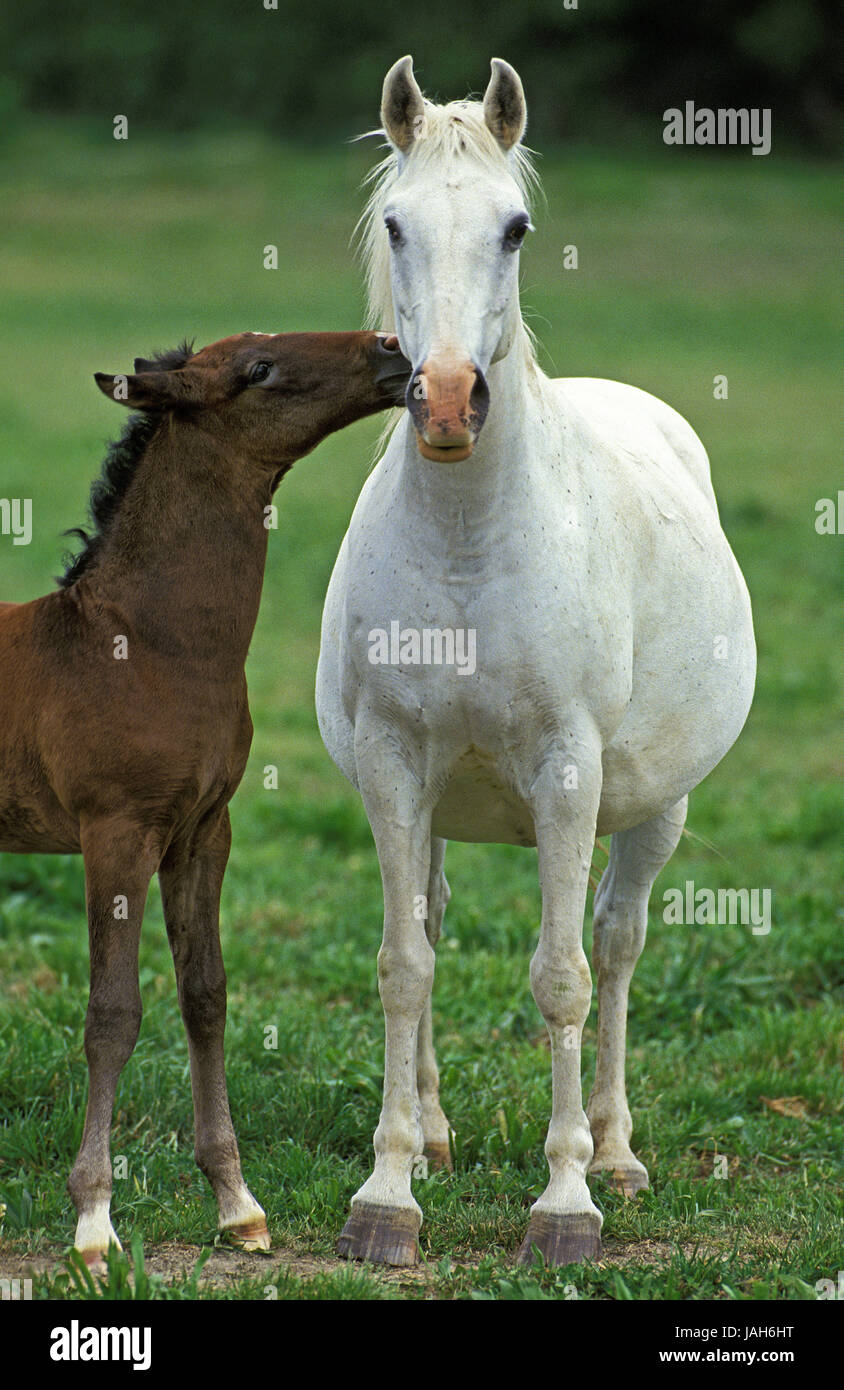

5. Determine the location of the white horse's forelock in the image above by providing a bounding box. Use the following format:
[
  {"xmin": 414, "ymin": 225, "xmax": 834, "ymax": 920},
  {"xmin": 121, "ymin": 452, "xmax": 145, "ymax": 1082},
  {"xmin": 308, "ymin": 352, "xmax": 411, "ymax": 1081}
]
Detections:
[{"xmin": 356, "ymin": 98, "xmax": 540, "ymax": 354}]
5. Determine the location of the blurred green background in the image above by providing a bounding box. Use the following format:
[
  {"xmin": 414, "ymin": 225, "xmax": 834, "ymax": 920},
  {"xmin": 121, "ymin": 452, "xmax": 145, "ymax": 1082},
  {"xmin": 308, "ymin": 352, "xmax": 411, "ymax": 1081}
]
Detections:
[{"xmin": 0, "ymin": 9, "xmax": 842, "ymax": 1299}]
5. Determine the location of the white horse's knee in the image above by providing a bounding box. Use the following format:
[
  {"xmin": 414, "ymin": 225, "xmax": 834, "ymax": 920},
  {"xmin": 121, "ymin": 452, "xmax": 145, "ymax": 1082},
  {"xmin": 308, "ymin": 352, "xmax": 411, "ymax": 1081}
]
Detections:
[
  {"xmin": 592, "ymin": 898, "xmax": 647, "ymax": 974},
  {"xmin": 377, "ymin": 939, "xmax": 435, "ymax": 1013},
  {"xmin": 529, "ymin": 946, "xmax": 592, "ymax": 1030}
]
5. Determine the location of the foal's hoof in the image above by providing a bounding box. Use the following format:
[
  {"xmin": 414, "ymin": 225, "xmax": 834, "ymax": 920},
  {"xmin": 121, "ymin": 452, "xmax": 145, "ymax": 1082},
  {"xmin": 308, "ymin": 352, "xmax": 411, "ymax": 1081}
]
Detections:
[
  {"xmin": 590, "ymin": 1160, "xmax": 649, "ymax": 1198},
  {"xmin": 423, "ymin": 1140, "xmax": 453, "ymax": 1173},
  {"xmin": 517, "ymin": 1211, "xmax": 602, "ymax": 1267},
  {"xmin": 224, "ymin": 1218, "xmax": 272, "ymax": 1253},
  {"xmin": 336, "ymin": 1201, "xmax": 420, "ymax": 1267},
  {"xmin": 74, "ymin": 1230, "xmax": 121, "ymax": 1278}
]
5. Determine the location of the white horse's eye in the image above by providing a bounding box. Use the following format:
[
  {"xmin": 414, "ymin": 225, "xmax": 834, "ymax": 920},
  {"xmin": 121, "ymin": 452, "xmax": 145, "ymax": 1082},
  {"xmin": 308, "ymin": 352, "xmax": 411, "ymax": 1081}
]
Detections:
[
  {"xmin": 504, "ymin": 217, "xmax": 531, "ymax": 251},
  {"xmin": 384, "ymin": 217, "xmax": 403, "ymax": 248}
]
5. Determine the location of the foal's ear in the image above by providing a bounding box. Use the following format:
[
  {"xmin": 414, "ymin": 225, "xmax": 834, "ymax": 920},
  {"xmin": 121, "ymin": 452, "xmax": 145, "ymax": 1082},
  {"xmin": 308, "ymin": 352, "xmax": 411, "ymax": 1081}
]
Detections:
[
  {"xmin": 483, "ymin": 58, "xmax": 527, "ymax": 150},
  {"xmin": 381, "ymin": 55, "xmax": 426, "ymax": 153},
  {"xmin": 94, "ymin": 369, "xmax": 203, "ymax": 411}
]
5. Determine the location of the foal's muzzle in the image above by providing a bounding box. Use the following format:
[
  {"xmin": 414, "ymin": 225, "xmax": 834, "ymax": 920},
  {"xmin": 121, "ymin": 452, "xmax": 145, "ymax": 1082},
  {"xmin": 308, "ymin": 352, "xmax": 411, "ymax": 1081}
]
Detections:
[
  {"xmin": 406, "ymin": 355, "xmax": 490, "ymax": 462},
  {"xmin": 372, "ymin": 333, "xmax": 413, "ymax": 405}
]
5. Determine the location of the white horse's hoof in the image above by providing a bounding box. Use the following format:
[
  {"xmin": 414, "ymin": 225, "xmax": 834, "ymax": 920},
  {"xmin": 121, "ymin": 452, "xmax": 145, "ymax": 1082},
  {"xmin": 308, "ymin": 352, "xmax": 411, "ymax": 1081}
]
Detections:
[
  {"xmin": 337, "ymin": 1201, "xmax": 420, "ymax": 1266},
  {"xmin": 518, "ymin": 1211, "xmax": 602, "ymax": 1266}
]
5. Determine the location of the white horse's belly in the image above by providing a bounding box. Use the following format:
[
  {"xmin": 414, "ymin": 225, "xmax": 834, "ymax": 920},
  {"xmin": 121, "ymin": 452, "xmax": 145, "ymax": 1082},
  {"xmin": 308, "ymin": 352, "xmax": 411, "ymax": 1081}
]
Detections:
[
  {"xmin": 430, "ymin": 650, "xmax": 754, "ymax": 845},
  {"xmin": 431, "ymin": 747, "xmax": 537, "ymax": 845},
  {"xmin": 599, "ymin": 636, "xmax": 755, "ymax": 832},
  {"xmin": 428, "ymin": 627, "xmax": 755, "ymax": 846},
  {"xmin": 321, "ymin": 592, "xmax": 754, "ymax": 851}
]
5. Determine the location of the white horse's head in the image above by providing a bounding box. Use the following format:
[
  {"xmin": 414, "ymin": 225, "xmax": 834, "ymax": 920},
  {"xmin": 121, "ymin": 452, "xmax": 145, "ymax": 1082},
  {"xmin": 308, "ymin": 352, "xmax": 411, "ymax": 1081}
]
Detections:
[{"xmin": 363, "ymin": 56, "xmax": 536, "ymax": 462}]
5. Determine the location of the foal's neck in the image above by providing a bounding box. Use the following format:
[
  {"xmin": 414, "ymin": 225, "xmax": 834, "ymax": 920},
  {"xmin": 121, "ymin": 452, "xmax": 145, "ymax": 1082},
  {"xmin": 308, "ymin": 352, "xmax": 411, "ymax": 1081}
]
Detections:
[{"xmin": 80, "ymin": 417, "xmax": 273, "ymax": 670}]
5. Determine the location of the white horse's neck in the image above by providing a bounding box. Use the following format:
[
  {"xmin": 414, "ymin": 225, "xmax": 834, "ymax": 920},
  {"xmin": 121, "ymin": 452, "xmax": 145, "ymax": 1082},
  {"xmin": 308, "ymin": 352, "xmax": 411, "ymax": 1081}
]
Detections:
[{"xmin": 394, "ymin": 326, "xmax": 547, "ymax": 527}]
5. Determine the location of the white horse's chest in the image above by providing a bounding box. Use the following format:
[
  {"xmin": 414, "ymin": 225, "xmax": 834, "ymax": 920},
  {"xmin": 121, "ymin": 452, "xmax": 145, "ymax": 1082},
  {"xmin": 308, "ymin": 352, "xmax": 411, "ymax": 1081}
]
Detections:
[
  {"xmin": 345, "ymin": 497, "xmax": 621, "ymax": 707},
  {"xmin": 331, "ymin": 488, "xmax": 628, "ymax": 843}
]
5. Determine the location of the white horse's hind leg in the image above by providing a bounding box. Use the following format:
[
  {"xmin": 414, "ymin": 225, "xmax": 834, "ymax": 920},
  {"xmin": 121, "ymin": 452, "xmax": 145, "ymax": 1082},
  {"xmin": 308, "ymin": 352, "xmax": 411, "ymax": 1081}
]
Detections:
[
  {"xmin": 417, "ymin": 837, "xmax": 454, "ymax": 1170},
  {"xmin": 519, "ymin": 752, "xmax": 604, "ymax": 1266},
  {"xmin": 587, "ymin": 796, "xmax": 688, "ymax": 1195}
]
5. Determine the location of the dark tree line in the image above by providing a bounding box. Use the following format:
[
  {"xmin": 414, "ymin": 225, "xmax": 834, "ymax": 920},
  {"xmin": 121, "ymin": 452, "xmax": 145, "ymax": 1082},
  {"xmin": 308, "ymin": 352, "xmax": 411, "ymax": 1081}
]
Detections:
[{"xmin": 2, "ymin": 0, "xmax": 840, "ymax": 151}]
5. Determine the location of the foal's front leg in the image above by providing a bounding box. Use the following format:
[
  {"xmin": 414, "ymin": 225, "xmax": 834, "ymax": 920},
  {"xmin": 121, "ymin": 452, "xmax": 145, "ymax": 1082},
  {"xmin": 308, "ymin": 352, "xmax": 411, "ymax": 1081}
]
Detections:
[
  {"xmin": 158, "ymin": 808, "xmax": 269, "ymax": 1251},
  {"xmin": 68, "ymin": 821, "xmax": 158, "ymax": 1267},
  {"xmin": 337, "ymin": 745, "xmax": 435, "ymax": 1267},
  {"xmin": 519, "ymin": 750, "xmax": 604, "ymax": 1265}
]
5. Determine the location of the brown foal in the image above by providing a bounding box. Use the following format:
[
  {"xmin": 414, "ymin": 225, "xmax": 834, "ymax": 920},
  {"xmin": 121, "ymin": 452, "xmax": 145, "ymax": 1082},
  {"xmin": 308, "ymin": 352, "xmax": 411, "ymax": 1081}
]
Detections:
[{"xmin": 0, "ymin": 330, "xmax": 409, "ymax": 1266}]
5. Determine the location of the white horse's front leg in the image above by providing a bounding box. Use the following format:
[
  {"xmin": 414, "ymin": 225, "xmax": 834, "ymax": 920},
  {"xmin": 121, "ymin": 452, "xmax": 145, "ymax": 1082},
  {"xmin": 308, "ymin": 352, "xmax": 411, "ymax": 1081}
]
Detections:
[
  {"xmin": 337, "ymin": 741, "xmax": 435, "ymax": 1267},
  {"xmin": 519, "ymin": 749, "xmax": 604, "ymax": 1266}
]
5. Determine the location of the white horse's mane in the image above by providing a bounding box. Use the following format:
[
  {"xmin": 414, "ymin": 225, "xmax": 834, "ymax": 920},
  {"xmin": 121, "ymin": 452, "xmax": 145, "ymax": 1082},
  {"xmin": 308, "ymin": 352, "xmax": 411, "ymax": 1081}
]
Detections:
[{"xmin": 357, "ymin": 97, "xmax": 541, "ymax": 374}]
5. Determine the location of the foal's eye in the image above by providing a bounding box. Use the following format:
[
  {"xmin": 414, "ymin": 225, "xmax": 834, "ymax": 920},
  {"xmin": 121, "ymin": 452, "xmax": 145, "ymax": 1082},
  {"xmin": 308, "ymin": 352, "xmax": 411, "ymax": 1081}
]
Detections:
[
  {"xmin": 248, "ymin": 361, "xmax": 273, "ymax": 385},
  {"xmin": 384, "ymin": 217, "xmax": 403, "ymax": 248},
  {"xmin": 504, "ymin": 217, "xmax": 531, "ymax": 251}
]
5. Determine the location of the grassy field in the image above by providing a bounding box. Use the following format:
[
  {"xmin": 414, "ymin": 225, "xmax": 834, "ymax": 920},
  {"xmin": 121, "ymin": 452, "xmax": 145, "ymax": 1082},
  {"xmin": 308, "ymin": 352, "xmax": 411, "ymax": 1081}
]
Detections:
[{"xmin": 0, "ymin": 120, "xmax": 841, "ymax": 1301}]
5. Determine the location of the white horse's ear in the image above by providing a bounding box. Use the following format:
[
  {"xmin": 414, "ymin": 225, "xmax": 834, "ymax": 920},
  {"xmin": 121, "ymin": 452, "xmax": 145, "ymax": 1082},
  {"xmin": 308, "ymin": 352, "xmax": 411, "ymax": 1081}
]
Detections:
[
  {"xmin": 483, "ymin": 58, "xmax": 527, "ymax": 150},
  {"xmin": 381, "ymin": 55, "xmax": 426, "ymax": 153}
]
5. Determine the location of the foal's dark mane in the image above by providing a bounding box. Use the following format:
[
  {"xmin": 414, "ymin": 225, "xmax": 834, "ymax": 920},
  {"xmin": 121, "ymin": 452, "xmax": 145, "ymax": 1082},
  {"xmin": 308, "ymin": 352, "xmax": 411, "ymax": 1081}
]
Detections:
[{"xmin": 58, "ymin": 341, "xmax": 195, "ymax": 588}]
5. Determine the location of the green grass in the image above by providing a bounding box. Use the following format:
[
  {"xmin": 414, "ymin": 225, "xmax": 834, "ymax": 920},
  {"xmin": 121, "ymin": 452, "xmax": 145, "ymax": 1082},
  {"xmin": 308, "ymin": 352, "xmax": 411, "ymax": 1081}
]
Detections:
[{"xmin": 0, "ymin": 119, "xmax": 842, "ymax": 1300}]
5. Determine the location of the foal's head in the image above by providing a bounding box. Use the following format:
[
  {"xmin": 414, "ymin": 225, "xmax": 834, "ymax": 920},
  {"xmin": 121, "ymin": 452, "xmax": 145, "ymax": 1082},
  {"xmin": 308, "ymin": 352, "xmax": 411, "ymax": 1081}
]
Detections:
[
  {"xmin": 364, "ymin": 57, "xmax": 536, "ymax": 462},
  {"xmin": 95, "ymin": 331, "xmax": 410, "ymax": 476}
]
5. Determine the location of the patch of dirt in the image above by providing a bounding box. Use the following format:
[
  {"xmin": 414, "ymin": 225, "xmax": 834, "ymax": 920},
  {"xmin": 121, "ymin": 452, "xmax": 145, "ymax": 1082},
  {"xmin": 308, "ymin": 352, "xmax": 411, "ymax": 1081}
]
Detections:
[
  {"xmin": 0, "ymin": 1241, "xmax": 438, "ymax": 1292},
  {"xmin": 602, "ymin": 1238, "xmax": 681, "ymax": 1267},
  {"xmin": 2, "ymin": 1226, "xmax": 789, "ymax": 1293},
  {"xmin": 604, "ymin": 1229, "xmax": 795, "ymax": 1267},
  {"xmin": 143, "ymin": 1241, "xmax": 435, "ymax": 1289}
]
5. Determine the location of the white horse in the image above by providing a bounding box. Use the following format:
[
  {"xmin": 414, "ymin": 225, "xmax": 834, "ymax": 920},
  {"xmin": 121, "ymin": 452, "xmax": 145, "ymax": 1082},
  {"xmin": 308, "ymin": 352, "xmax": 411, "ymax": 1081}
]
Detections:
[{"xmin": 316, "ymin": 56, "xmax": 756, "ymax": 1267}]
